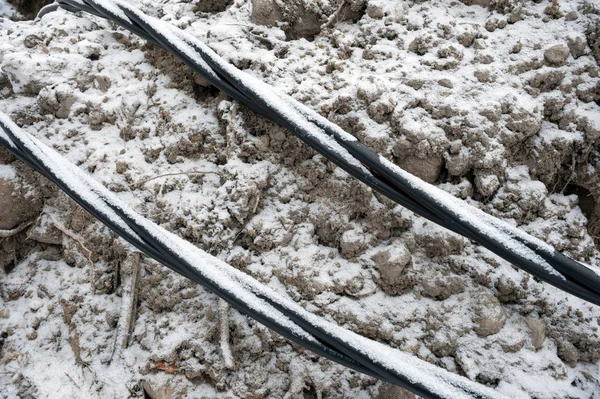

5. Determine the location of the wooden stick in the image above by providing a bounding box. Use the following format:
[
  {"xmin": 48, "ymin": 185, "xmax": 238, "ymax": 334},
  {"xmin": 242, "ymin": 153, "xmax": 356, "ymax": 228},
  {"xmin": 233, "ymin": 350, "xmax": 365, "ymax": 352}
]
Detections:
[{"xmin": 218, "ymin": 298, "xmax": 234, "ymax": 369}]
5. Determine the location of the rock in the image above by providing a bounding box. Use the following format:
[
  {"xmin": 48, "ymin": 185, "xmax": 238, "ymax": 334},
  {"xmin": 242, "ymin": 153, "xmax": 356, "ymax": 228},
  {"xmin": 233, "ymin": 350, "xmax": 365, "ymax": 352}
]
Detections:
[
  {"xmin": 504, "ymin": 168, "xmax": 548, "ymax": 211},
  {"xmin": 527, "ymin": 70, "xmax": 565, "ymax": 92},
  {"xmin": 474, "ymin": 39, "xmax": 487, "ymax": 50},
  {"xmin": 0, "ymin": 165, "xmax": 43, "ymax": 230},
  {"xmin": 524, "ymin": 317, "xmax": 545, "ymax": 350},
  {"xmin": 94, "ymin": 75, "xmax": 111, "ymax": 92},
  {"xmin": 556, "ymin": 339, "xmax": 579, "ymax": 367},
  {"xmin": 431, "ymin": 331, "xmax": 458, "ymax": 357},
  {"xmin": 76, "ymin": 40, "xmax": 104, "ymax": 60},
  {"xmin": 438, "ymin": 78, "xmax": 453, "ymax": 88},
  {"xmin": 473, "ymin": 293, "xmax": 506, "ymax": 337},
  {"xmin": 365, "ymin": 1, "xmax": 405, "ymax": 22},
  {"xmin": 23, "ymin": 35, "xmax": 41, "ymax": 48},
  {"xmin": 397, "ymin": 154, "xmax": 443, "ymax": 184},
  {"xmin": 474, "ymin": 69, "xmax": 494, "ymax": 83},
  {"xmin": 421, "ymin": 276, "xmax": 465, "ymax": 300},
  {"xmin": 490, "ymin": 0, "xmax": 523, "ymax": 15},
  {"xmin": 484, "ymin": 18, "xmax": 506, "ymax": 32},
  {"xmin": 475, "ymin": 172, "xmax": 500, "ymax": 197},
  {"xmin": 457, "ymin": 31, "xmax": 476, "ymax": 48},
  {"xmin": 408, "ymin": 35, "xmax": 432, "ymax": 56},
  {"xmin": 504, "ymin": 108, "xmax": 542, "ymax": 143},
  {"xmin": 372, "ymin": 243, "xmax": 413, "ymax": 295},
  {"xmin": 544, "ymin": 4, "xmax": 562, "ymax": 19},
  {"xmin": 507, "ymin": 6, "xmax": 522, "ymax": 24},
  {"xmin": 376, "ymin": 383, "xmax": 417, "ymax": 399},
  {"xmin": 37, "ymin": 84, "xmax": 76, "ymax": 119},
  {"xmin": 544, "ymin": 44, "xmax": 569, "ymax": 67},
  {"xmin": 567, "ymin": 36, "xmax": 587, "ymax": 59},
  {"xmin": 500, "ymin": 336, "xmax": 525, "ymax": 353},
  {"xmin": 565, "ymin": 11, "xmax": 578, "ymax": 21},
  {"xmin": 366, "ymin": 1, "xmax": 384, "ymax": 19},
  {"xmin": 367, "ymin": 95, "xmax": 395, "ymax": 123},
  {"xmin": 250, "ymin": 0, "xmax": 284, "ymax": 28},
  {"xmin": 340, "ymin": 228, "xmax": 368, "ymax": 258}
]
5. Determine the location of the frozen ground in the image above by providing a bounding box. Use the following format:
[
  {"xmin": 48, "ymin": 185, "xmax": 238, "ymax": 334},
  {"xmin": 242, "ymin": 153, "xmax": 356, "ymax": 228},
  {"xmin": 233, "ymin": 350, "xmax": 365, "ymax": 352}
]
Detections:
[{"xmin": 1, "ymin": 0, "xmax": 600, "ymax": 398}]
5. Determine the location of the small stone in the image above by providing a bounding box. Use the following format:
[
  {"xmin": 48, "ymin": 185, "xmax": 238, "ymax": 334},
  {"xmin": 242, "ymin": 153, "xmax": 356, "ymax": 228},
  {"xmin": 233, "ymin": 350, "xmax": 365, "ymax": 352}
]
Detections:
[
  {"xmin": 367, "ymin": 97, "xmax": 395, "ymax": 123},
  {"xmin": 474, "ymin": 69, "xmax": 494, "ymax": 83},
  {"xmin": 508, "ymin": 8, "xmax": 522, "ymax": 24},
  {"xmin": 544, "ymin": 4, "xmax": 562, "ymax": 19},
  {"xmin": 473, "ymin": 293, "xmax": 506, "ymax": 337},
  {"xmin": 474, "ymin": 39, "xmax": 487, "ymax": 50},
  {"xmin": 408, "ymin": 35, "xmax": 432, "ymax": 56},
  {"xmin": 340, "ymin": 228, "xmax": 367, "ymax": 258},
  {"xmin": 397, "ymin": 154, "xmax": 444, "ymax": 184},
  {"xmin": 438, "ymin": 78, "xmax": 453, "ymax": 88},
  {"xmin": 366, "ymin": 1, "xmax": 384, "ymax": 19},
  {"xmin": 376, "ymin": 383, "xmax": 417, "ymax": 399},
  {"xmin": 544, "ymin": 44, "xmax": 570, "ymax": 67},
  {"xmin": 256, "ymin": 135, "xmax": 270, "ymax": 152},
  {"xmin": 500, "ymin": 337, "xmax": 525, "ymax": 353},
  {"xmin": 565, "ymin": 11, "xmax": 578, "ymax": 21},
  {"xmin": 527, "ymin": 70, "xmax": 565, "ymax": 92},
  {"xmin": 421, "ymin": 276, "xmax": 465, "ymax": 300},
  {"xmin": 457, "ymin": 31, "xmax": 476, "ymax": 48},
  {"xmin": 24, "ymin": 35, "xmax": 41, "ymax": 48},
  {"xmin": 556, "ymin": 339, "xmax": 579, "ymax": 367},
  {"xmin": 525, "ymin": 317, "xmax": 546, "ymax": 350},
  {"xmin": 567, "ymin": 36, "xmax": 587, "ymax": 59},
  {"xmin": 510, "ymin": 42, "xmax": 522, "ymax": 54},
  {"xmin": 475, "ymin": 173, "xmax": 500, "ymax": 197},
  {"xmin": 94, "ymin": 75, "xmax": 111, "ymax": 92},
  {"xmin": 372, "ymin": 243, "xmax": 412, "ymax": 295},
  {"xmin": 76, "ymin": 40, "xmax": 103, "ymax": 60},
  {"xmin": 485, "ymin": 18, "xmax": 498, "ymax": 32}
]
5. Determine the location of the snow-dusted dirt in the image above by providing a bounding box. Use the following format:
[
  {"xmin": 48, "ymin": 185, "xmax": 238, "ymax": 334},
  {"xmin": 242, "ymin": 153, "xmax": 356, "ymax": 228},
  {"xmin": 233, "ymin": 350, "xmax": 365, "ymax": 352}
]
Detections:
[{"xmin": 1, "ymin": 0, "xmax": 600, "ymax": 398}]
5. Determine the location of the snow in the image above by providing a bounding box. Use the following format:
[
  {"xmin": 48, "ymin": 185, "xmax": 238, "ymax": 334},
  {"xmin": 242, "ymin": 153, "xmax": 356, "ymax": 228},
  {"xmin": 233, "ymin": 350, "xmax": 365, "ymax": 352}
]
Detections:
[{"xmin": 1, "ymin": 0, "xmax": 600, "ymax": 398}]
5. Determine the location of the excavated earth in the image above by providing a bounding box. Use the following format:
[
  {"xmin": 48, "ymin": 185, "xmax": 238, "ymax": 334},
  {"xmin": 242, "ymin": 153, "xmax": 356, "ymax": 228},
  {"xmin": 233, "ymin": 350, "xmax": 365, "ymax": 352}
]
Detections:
[{"xmin": 1, "ymin": 0, "xmax": 600, "ymax": 398}]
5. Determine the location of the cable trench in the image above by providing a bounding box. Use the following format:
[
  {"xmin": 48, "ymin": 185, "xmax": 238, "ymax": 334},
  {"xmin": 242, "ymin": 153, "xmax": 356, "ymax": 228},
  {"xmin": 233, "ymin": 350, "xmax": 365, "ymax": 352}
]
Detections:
[{"xmin": 0, "ymin": 0, "xmax": 597, "ymax": 397}]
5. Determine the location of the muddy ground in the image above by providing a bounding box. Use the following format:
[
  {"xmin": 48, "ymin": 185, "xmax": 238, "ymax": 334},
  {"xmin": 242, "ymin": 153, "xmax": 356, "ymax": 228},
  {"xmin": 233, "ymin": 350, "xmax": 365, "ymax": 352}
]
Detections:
[{"xmin": 1, "ymin": 0, "xmax": 600, "ymax": 398}]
